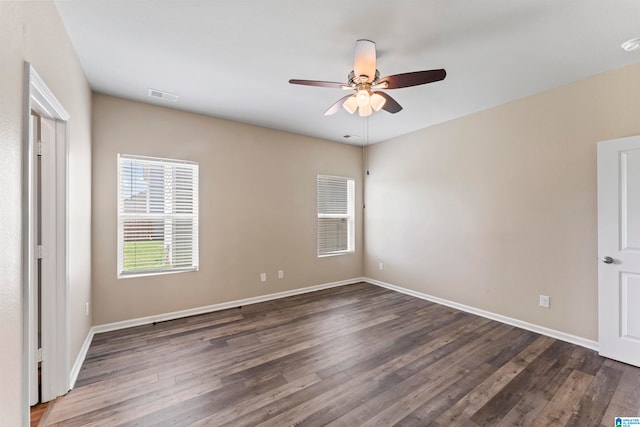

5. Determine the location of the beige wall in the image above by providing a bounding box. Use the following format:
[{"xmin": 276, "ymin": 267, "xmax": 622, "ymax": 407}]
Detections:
[
  {"xmin": 91, "ymin": 94, "xmax": 363, "ymax": 325},
  {"xmin": 0, "ymin": 1, "xmax": 92, "ymax": 425},
  {"xmin": 365, "ymin": 62, "xmax": 640, "ymax": 341}
]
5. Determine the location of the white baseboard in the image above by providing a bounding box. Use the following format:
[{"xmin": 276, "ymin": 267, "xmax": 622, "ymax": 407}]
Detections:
[
  {"xmin": 366, "ymin": 278, "xmax": 599, "ymax": 352},
  {"xmin": 92, "ymin": 277, "xmax": 365, "ymax": 335},
  {"xmin": 69, "ymin": 327, "xmax": 95, "ymax": 389}
]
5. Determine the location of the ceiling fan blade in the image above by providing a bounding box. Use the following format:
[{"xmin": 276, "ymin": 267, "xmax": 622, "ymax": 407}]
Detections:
[
  {"xmin": 377, "ymin": 92, "xmax": 403, "ymax": 113},
  {"xmin": 324, "ymin": 95, "xmax": 353, "ymax": 116},
  {"xmin": 380, "ymin": 69, "xmax": 446, "ymax": 89},
  {"xmin": 353, "ymin": 39, "xmax": 376, "ymax": 82},
  {"xmin": 289, "ymin": 79, "xmax": 345, "ymax": 88}
]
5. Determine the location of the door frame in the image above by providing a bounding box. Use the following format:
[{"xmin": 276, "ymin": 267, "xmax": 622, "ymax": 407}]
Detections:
[{"xmin": 22, "ymin": 63, "xmax": 70, "ymax": 415}]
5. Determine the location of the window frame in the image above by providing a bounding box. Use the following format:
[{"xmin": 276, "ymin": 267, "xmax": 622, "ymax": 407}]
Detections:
[
  {"xmin": 317, "ymin": 174, "xmax": 355, "ymax": 257},
  {"xmin": 117, "ymin": 154, "xmax": 199, "ymax": 278}
]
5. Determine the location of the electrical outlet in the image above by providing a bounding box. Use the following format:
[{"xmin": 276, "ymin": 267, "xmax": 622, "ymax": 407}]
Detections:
[
  {"xmin": 378, "ymin": 262, "xmax": 384, "ymax": 271},
  {"xmin": 85, "ymin": 302, "xmax": 89, "ymax": 316},
  {"xmin": 539, "ymin": 295, "xmax": 550, "ymax": 308},
  {"xmin": 278, "ymin": 270, "xmax": 284, "ymax": 279},
  {"xmin": 260, "ymin": 273, "xmax": 267, "ymax": 282}
]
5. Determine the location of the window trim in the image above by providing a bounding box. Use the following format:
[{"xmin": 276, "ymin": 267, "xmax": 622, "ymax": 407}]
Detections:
[
  {"xmin": 117, "ymin": 154, "xmax": 199, "ymax": 278},
  {"xmin": 317, "ymin": 174, "xmax": 355, "ymax": 257}
]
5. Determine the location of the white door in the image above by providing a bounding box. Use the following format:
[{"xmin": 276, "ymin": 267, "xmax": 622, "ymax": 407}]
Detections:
[
  {"xmin": 28, "ymin": 113, "xmax": 39, "ymax": 406},
  {"xmin": 598, "ymin": 135, "xmax": 640, "ymax": 367},
  {"xmin": 28, "ymin": 114, "xmax": 59, "ymax": 405},
  {"xmin": 39, "ymin": 116, "xmax": 58, "ymax": 402}
]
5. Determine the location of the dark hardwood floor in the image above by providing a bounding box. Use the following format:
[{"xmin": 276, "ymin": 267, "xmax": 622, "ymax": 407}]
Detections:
[{"xmin": 45, "ymin": 283, "xmax": 640, "ymax": 426}]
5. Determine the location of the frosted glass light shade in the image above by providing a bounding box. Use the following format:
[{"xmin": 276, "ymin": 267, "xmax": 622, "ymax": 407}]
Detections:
[
  {"xmin": 370, "ymin": 92, "xmax": 386, "ymax": 111},
  {"xmin": 356, "ymin": 89, "xmax": 370, "ymax": 107},
  {"xmin": 358, "ymin": 104, "xmax": 372, "ymax": 117},
  {"xmin": 342, "ymin": 96, "xmax": 358, "ymax": 114}
]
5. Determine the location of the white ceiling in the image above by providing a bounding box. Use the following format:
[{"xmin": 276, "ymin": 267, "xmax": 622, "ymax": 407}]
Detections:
[{"xmin": 55, "ymin": 0, "xmax": 640, "ymax": 145}]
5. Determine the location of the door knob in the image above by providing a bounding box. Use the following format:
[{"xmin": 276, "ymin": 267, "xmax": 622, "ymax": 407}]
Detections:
[{"xmin": 602, "ymin": 256, "xmax": 614, "ymax": 264}]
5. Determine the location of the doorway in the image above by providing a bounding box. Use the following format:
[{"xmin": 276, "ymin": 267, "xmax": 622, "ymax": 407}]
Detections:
[{"xmin": 23, "ymin": 64, "xmax": 70, "ymax": 418}]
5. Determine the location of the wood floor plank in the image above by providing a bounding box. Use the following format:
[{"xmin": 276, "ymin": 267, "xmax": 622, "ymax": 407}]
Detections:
[
  {"xmin": 359, "ymin": 364, "xmax": 470, "ymax": 427},
  {"xmin": 325, "ymin": 321, "xmax": 497, "ymax": 426},
  {"xmin": 493, "ymin": 344, "xmax": 584, "ymax": 426},
  {"xmin": 248, "ymin": 317, "xmax": 480, "ymax": 427},
  {"xmin": 219, "ymin": 371, "xmax": 354, "ymax": 427},
  {"xmin": 565, "ymin": 363, "xmax": 624, "ymax": 426},
  {"xmin": 533, "ymin": 369, "xmax": 594, "ymax": 426},
  {"xmin": 189, "ymin": 374, "xmax": 322, "ymax": 426},
  {"xmin": 43, "ymin": 283, "xmax": 640, "ymax": 427},
  {"xmin": 396, "ymin": 362, "xmax": 498, "ymax": 426},
  {"xmin": 601, "ymin": 362, "xmax": 640, "ymax": 421},
  {"xmin": 433, "ymin": 335, "xmax": 555, "ymax": 426},
  {"xmin": 469, "ymin": 340, "xmax": 569, "ymax": 425}
]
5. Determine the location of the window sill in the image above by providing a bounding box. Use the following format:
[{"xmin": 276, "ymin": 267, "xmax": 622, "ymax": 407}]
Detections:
[
  {"xmin": 117, "ymin": 266, "xmax": 199, "ymax": 279},
  {"xmin": 317, "ymin": 251, "xmax": 355, "ymax": 258}
]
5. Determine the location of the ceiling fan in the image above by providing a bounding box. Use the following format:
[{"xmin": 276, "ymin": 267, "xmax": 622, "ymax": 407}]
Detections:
[{"xmin": 289, "ymin": 39, "xmax": 446, "ymax": 117}]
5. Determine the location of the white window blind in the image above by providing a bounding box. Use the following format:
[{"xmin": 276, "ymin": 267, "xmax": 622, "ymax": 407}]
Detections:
[
  {"xmin": 317, "ymin": 175, "xmax": 355, "ymax": 257},
  {"xmin": 117, "ymin": 154, "xmax": 199, "ymax": 277}
]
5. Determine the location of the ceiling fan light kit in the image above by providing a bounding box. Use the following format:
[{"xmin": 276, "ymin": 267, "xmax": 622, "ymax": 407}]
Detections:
[
  {"xmin": 289, "ymin": 39, "xmax": 446, "ymax": 118},
  {"xmin": 342, "ymin": 88, "xmax": 386, "ymax": 117}
]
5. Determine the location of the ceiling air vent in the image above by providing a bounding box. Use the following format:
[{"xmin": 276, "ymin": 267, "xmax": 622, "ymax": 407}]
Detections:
[{"xmin": 148, "ymin": 88, "xmax": 179, "ymax": 102}]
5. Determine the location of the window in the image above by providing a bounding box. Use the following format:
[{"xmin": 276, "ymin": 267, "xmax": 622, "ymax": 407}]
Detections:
[
  {"xmin": 317, "ymin": 174, "xmax": 355, "ymax": 256},
  {"xmin": 117, "ymin": 154, "xmax": 199, "ymax": 277}
]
